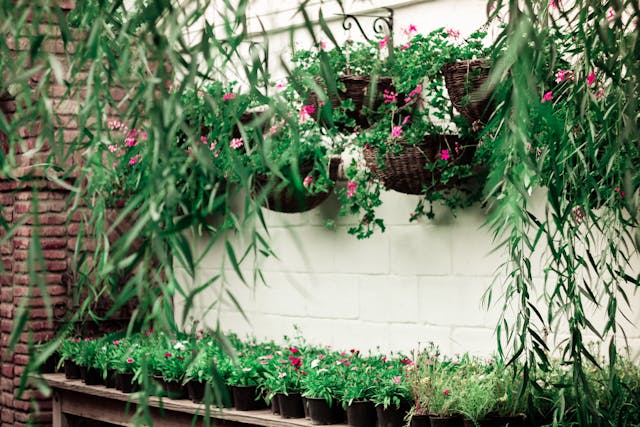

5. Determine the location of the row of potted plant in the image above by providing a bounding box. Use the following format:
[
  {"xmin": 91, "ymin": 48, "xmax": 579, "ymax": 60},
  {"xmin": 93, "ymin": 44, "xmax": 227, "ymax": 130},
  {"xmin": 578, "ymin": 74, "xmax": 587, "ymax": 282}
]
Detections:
[
  {"xmin": 99, "ymin": 25, "xmax": 496, "ymax": 238},
  {"xmin": 51, "ymin": 329, "xmax": 640, "ymax": 427}
]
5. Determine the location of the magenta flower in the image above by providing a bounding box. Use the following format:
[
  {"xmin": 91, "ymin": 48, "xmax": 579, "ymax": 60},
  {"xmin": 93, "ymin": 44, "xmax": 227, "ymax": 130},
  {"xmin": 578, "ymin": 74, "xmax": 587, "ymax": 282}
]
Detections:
[
  {"xmin": 441, "ymin": 149, "xmax": 450, "ymax": 161},
  {"xmin": 541, "ymin": 91, "xmax": 553, "ymax": 103},
  {"xmin": 275, "ymin": 81, "xmax": 287, "ymax": 91},
  {"xmin": 124, "ymin": 137, "xmax": 137, "ymax": 147},
  {"xmin": 401, "ymin": 43, "xmax": 411, "ymax": 51},
  {"xmin": 379, "ymin": 36, "xmax": 389, "ymax": 49},
  {"xmin": 319, "ymin": 40, "xmax": 327, "ymax": 50},
  {"xmin": 222, "ymin": 92, "xmax": 236, "ymax": 101},
  {"xmin": 402, "ymin": 116, "xmax": 410, "ymax": 125},
  {"xmin": 164, "ymin": 352, "xmax": 172, "ymax": 358},
  {"xmin": 392, "ymin": 376, "xmax": 402, "ymax": 385},
  {"xmin": 383, "ymin": 90, "xmax": 397, "ymax": 104},
  {"xmin": 230, "ymin": 138, "xmax": 244, "ymax": 149},
  {"xmin": 303, "ymin": 176, "xmax": 313, "ymax": 188},
  {"xmin": 587, "ymin": 71, "xmax": 597, "ymax": 87},
  {"xmin": 209, "ymin": 141, "xmax": 217, "ymax": 151},
  {"xmin": 128, "ymin": 154, "xmax": 141, "ymax": 166},
  {"xmin": 289, "ymin": 347, "xmax": 300, "ymax": 354},
  {"xmin": 403, "ymin": 24, "xmax": 417, "ymax": 35},
  {"xmin": 548, "ymin": 0, "xmax": 560, "ymax": 8},
  {"xmin": 108, "ymin": 145, "xmax": 118, "ymax": 153},
  {"xmin": 381, "ymin": 356, "xmax": 387, "ymax": 362},
  {"xmin": 112, "ymin": 340, "xmax": 120, "ymax": 345},
  {"xmin": 200, "ymin": 136, "xmax": 208, "ymax": 144},
  {"xmin": 607, "ymin": 7, "xmax": 615, "ymax": 20},
  {"xmin": 126, "ymin": 358, "xmax": 134, "ymax": 364},
  {"xmin": 391, "ymin": 126, "xmax": 403, "ymax": 138},
  {"xmin": 443, "ymin": 389, "xmax": 450, "ymax": 396},
  {"xmin": 594, "ymin": 86, "xmax": 605, "ymax": 99},
  {"xmin": 346, "ymin": 181, "xmax": 358, "ymax": 198},
  {"xmin": 299, "ymin": 104, "xmax": 316, "ymax": 122}
]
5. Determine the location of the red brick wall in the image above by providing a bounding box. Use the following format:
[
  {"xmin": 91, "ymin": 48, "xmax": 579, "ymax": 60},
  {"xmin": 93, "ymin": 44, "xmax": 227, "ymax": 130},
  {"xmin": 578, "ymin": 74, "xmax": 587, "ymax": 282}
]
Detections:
[{"xmin": 0, "ymin": 2, "xmax": 133, "ymax": 425}]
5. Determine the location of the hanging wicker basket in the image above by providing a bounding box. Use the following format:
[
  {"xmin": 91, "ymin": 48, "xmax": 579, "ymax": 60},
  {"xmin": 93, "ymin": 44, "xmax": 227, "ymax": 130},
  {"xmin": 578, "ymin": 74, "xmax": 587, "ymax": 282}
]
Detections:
[
  {"xmin": 363, "ymin": 135, "xmax": 480, "ymax": 195},
  {"xmin": 441, "ymin": 59, "xmax": 493, "ymax": 124},
  {"xmin": 254, "ymin": 160, "xmax": 333, "ymax": 213},
  {"xmin": 309, "ymin": 75, "xmax": 394, "ymax": 130}
]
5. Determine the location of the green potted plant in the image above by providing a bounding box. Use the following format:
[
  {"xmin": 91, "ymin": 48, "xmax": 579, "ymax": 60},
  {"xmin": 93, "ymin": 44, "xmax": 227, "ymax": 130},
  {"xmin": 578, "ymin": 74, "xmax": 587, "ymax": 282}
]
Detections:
[
  {"xmin": 150, "ymin": 338, "xmax": 191, "ymax": 398},
  {"xmin": 227, "ymin": 354, "xmax": 268, "ymax": 411},
  {"xmin": 370, "ymin": 358, "xmax": 412, "ymax": 427},
  {"xmin": 59, "ymin": 337, "xmax": 82, "ymax": 379},
  {"xmin": 263, "ymin": 347, "xmax": 307, "ymax": 419},
  {"xmin": 75, "ymin": 338, "xmax": 102, "ymax": 385},
  {"xmin": 112, "ymin": 340, "xmax": 141, "ymax": 394},
  {"xmin": 302, "ymin": 354, "xmax": 347, "ymax": 424}
]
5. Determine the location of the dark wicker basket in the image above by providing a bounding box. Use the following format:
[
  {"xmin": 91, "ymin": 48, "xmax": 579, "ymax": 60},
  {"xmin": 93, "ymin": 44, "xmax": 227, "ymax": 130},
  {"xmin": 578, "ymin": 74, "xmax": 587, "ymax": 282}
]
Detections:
[
  {"xmin": 309, "ymin": 75, "xmax": 394, "ymax": 129},
  {"xmin": 363, "ymin": 135, "xmax": 479, "ymax": 195},
  {"xmin": 254, "ymin": 160, "xmax": 332, "ymax": 213},
  {"xmin": 442, "ymin": 59, "xmax": 493, "ymax": 123}
]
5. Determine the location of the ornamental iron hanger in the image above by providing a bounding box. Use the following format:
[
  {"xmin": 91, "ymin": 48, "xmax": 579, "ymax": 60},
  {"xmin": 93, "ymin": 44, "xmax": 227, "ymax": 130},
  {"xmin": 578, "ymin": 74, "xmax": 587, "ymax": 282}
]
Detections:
[{"xmin": 340, "ymin": 7, "xmax": 394, "ymax": 53}]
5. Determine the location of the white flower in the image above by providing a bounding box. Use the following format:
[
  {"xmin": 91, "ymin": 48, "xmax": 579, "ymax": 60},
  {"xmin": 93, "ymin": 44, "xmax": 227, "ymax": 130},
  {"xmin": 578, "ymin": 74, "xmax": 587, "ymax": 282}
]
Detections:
[
  {"xmin": 311, "ymin": 359, "xmax": 321, "ymax": 368},
  {"xmin": 173, "ymin": 342, "xmax": 186, "ymax": 351},
  {"xmin": 242, "ymin": 368, "xmax": 252, "ymax": 372}
]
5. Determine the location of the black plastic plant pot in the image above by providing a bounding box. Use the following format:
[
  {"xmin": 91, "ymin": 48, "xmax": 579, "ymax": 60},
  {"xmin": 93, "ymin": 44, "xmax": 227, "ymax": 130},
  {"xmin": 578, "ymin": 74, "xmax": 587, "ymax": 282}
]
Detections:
[
  {"xmin": 277, "ymin": 392, "xmax": 305, "ymax": 419},
  {"xmin": 154, "ymin": 375, "xmax": 186, "ymax": 399},
  {"xmin": 41, "ymin": 353, "xmax": 59, "ymax": 373},
  {"xmin": 411, "ymin": 414, "xmax": 431, "ymax": 427},
  {"xmin": 83, "ymin": 367, "xmax": 103, "ymax": 386},
  {"xmin": 231, "ymin": 384, "xmax": 265, "ymax": 411},
  {"xmin": 105, "ymin": 370, "xmax": 117, "ymax": 388},
  {"xmin": 430, "ymin": 415, "xmax": 464, "ymax": 427},
  {"xmin": 303, "ymin": 396, "xmax": 310, "ymax": 419},
  {"xmin": 79, "ymin": 365, "xmax": 87, "ymax": 381},
  {"xmin": 347, "ymin": 400, "xmax": 377, "ymax": 427},
  {"xmin": 64, "ymin": 360, "xmax": 81, "ymax": 379},
  {"xmin": 271, "ymin": 396, "xmax": 281, "ymax": 414},
  {"xmin": 376, "ymin": 402, "xmax": 411, "ymax": 427},
  {"xmin": 307, "ymin": 397, "xmax": 346, "ymax": 425},
  {"xmin": 187, "ymin": 380, "xmax": 205, "ymax": 403},
  {"xmin": 117, "ymin": 372, "xmax": 138, "ymax": 394}
]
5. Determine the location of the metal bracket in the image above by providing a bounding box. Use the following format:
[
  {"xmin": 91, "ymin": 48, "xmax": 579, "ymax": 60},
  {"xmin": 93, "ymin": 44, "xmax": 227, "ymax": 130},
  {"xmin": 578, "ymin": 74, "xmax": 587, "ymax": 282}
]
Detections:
[{"xmin": 341, "ymin": 7, "xmax": 394, "ymax": 48}]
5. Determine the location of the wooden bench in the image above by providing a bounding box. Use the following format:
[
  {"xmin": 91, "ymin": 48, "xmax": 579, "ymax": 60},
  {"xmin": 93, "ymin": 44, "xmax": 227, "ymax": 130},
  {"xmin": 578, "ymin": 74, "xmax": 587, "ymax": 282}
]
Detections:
[{"xmin": 44, "ymin": 373, "xmax": 349, "ymax": 427}]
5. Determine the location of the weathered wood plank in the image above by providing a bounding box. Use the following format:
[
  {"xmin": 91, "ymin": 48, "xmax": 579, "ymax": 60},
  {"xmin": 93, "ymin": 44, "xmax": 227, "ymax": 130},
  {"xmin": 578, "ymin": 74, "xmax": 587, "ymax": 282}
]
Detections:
[{"xmin": 44, "ymin": 374, "xmax": 349, "ymax": 427}]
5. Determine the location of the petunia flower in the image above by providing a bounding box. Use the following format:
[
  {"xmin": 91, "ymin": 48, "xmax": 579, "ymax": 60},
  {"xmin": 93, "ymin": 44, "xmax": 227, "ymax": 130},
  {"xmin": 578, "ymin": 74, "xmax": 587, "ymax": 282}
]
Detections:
[
  {"xmin": 379, "ymin": 36, "xmax": 390, "ymax": 49},
  {"xmin": 391, "ymin": 126, "xmax": 403, "ymax": 138},
  {"xmin": 347, "ymin": 181, "xmax": 358, "ymax": 198},
  {"xmin": 303, "ymin": 176, "xmax": 313, "ymax": 188},
  {"xmin": 441, "ymin": 149, "xmax": 450, "ymax": 161},
  {"xmin": 586, "ymin": 71, "xmax": 597, "ymax": 86},
  {"xmin": 446, "ymin": 28, "xmax": 460, "ymax": 39},
  {"xmin": 541, "ymin": 91, "xmax": 553, "ymax": 103},
  {"xmin": 126, "ymin": 358, "xmax": 134, "ymax": 364},
  {"xmin": 222, "ymin": 92, "xmax": 236, "ymax": 101}
]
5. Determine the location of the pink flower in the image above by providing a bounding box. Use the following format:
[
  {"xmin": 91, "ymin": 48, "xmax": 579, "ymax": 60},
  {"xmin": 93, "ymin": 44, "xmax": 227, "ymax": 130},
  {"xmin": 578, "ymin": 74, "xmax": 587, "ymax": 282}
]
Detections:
[
  {"xmin": 443, "ymin": 389, "xmax": 450, "ymax": 396},
  {"xmin": 402, "ymin": 116, "xmax": 410, "ymax": 125},
  {"xmin": 260, "ymin": 360, "xmax": 268, "ymax": 365},
  {"xmin": 607, "ymin": 7, "xmax": 615, "ymax": 20},
  {"xmin": 317, "ymin": 354, "xmax": 325, "ymax": 360},
  {"xmin": 126, "ymin": 358, "xmax": 134, "ymax": 364},
  {"xmin": 264, "ymin": 355, "xmax": 274, "ymax": 360},
  {"xmin": 379, "ymin": 36, "xmax": 389, "ymax": 49},
  {"xmin": 381, "ymin": 356, "xmax": 387, "ymax": 362},
  {"xmin": 200, "ymin": 136, "xmax": 208, "ymax": 144},
  {"xmin": 447, "ymin": 28, "xmax": 460, "ymax": 39},
  {"xmin": 164, "ymin": 352, "xmax": 172, "ymax": 358},
  {"xmin": 587, "ymin": 71, "xmax": 597, "ymax": 86},
  {"xmin": 555, "ymin": 69, "xmax": 573, "ymax": 83},
  {"xmin": 383, "ymin": 90, "xmax": 397, "ymax": 104},
  {"xmin": 403, "ymin": 24, "xmax": 417, "ymax": 35},
  {"xmin": 391, "ymin": 125, "xmax": 403, "ymax": 138},
  {"xmin": 108, "ymin": 145, "xmax": 118, "ymax": 153},
  {"xmin": 319, "ymin": 40, "xmax": 327, "ymax": 50},
  {"xmin": 401, "ymin": 43, "xmax": 411, "ymax": 51},
  {"xmin": 392, "ymin": 376, "xmax": 402, "ymax": 385},
  {"xmin": 299, "ymin": 104, "xmax": 316, "ymax": 122},
  {"xmin": 269, "ymin": 124, "xmax": 278, "ymax": 135},
  {"xmin": 230, "ymin": 138, "xmax": 244, "ymax": 149},
  {"xmin": 112, "ymin": 340, "xmax": 120, "ymax": 345},
  {"xmin": 405, "ymin": 84, "xmax": 423, "ymax": 103},
  {"xmin": 288, "ymin": 356, "xmax": 302, "ymax": 369},
  {"xmin": 594, "ymin": 86, "xmax": 606, "ymax": 99},
  {"xmin": 278, "ymin": 372, "xmax": 287, "ymax": 378},
  {"xmin": 347, "ymin": 181, "xmax": 358, "ymax": 198},
  {"xmin": 128, "ymin": 154, "xmax": 141, "ymax": 166},
  {"xmin": 615, "ymin": 186, "xmax": 625, "ymax": 198},
  {"xmin": 548, "ymin": 0, "xmax": 560, "ymax": 8},
  {"xmin": 275, "ymin": 81, "xmax": 287, "ymax": 91},
  {"xmin": 289, "ymin": 347, "xmax": 300, "ymax": 354},
  {"xmin": 441, "ymin": 149, "xmax": 450, "ymax": 161},
  {"xmin": 303, "ymin": 176, "xmax": 313, "ymax": 188},
  {"xmin": 541, "ymin": 91, "xmax": 553, "ymax": 103},
  {"xmin": 209, "ymin": 141, "xmax": 217, "ymax": 151},
  {"xmin": 124, "ymin": 137, "xmax": 137, "ymax": 147},
  {"xmin": 222, "ymin": 92, "xmax": 236, "ymax": 101}
]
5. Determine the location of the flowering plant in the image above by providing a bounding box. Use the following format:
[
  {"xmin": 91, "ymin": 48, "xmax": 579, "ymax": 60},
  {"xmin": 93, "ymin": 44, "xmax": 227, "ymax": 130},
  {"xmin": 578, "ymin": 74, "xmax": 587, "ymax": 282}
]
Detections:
[
  {"xmin": 369, "ymin": 356, "xmax": 411, "ymax": 409},
  {"xmin": 301, "ymin": 351, "xmax": 348, "ymax": 406},
  {"xmin": 261, "ymin": 347, "xmax": 306, "ymax": 395},
  {"xmin": 58, "ymin": 337, "xmax": 81, "ymax": 364},
  {"xmin": 150, "ymin": 339, "xmax": 192, "ymax": 382}
]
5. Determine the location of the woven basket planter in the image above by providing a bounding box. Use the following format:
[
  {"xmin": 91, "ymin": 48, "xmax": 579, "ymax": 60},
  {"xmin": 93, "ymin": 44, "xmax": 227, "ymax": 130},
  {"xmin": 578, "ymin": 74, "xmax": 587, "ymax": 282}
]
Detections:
[
  {"xmin": 309, "ymin": 75, "xmax": 394, "ymax": 130},
  {"xmin": 363, "ymin": 135, "xmax": 480, "ymax": 195},
  {"xmin": 254, "ymin": 160, "xmax": 332, "ymax": 213},
  {"xmin": 441, "ymin": 59, "xmax": 493, "ymax": 124}
]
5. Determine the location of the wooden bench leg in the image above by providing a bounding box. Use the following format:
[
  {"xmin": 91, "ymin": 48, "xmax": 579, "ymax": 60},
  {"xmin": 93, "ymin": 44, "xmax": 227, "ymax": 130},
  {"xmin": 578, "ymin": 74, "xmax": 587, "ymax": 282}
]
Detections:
[{"xmin": 52, "ymin": 390, "xmax": 69, "ymax": 427}]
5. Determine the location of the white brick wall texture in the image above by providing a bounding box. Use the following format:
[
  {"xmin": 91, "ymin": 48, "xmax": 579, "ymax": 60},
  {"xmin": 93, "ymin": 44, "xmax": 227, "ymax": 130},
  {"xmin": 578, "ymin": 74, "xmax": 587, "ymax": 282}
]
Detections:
[{"xmin": 175, "ymin": 0, "xmax": 640, "ymax": 359}]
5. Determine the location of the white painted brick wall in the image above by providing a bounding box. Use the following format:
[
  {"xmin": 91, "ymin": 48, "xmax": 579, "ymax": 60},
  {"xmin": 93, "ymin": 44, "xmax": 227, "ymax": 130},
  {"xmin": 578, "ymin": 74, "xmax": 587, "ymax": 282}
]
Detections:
[{"xmin": 174, "ymin": 0, "xmax": 640, "ymax": 359}]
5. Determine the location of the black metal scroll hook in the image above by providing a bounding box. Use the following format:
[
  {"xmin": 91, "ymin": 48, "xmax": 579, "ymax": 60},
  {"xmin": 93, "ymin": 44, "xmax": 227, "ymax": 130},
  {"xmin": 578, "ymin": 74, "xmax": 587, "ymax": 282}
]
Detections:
[{"xmin": 340, "ymin": 7, "xmax": 394, "ymax": 48}]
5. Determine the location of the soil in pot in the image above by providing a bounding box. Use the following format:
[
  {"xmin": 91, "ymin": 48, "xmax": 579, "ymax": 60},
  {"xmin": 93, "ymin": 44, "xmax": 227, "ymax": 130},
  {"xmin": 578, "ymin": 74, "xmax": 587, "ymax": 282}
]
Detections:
[
  {"xmin": 347, "ymin": 400, "xmax": 377, "ymax": 427},
  {"xmin": 187, "ymin": 380, "xmax": 205, "ymax": 403},
  {"xmin": 307, "ymin": 397, "xmax": 346, "ymax": 425},
  {"xmin": 278, "ymin": 392, "xmax": 306, "ymax": 419},
  {"xmin": 83, "ymin": 367, "xmax": 103, "ymax": 386},
  {"xmin": 117, "ymin": 372, "xmax": 138, "ymax": 394},
  {"xmin": 64, "ymin": 360, "xmax": 82, "ymax": 379},
  {"xmin": 376, "ymin": 402, "xmax": 411, "ymax": 427},
  {"xmin": 430, "ymin": 415, "xmax": 464, "ymax": 427},
  {"xmin": 231, "ymin": 384, "xmax": 266, "ymax": 411},
  {"xmin": 411, "ymin": 414, "xmax": 431, "ymax": 427}
]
